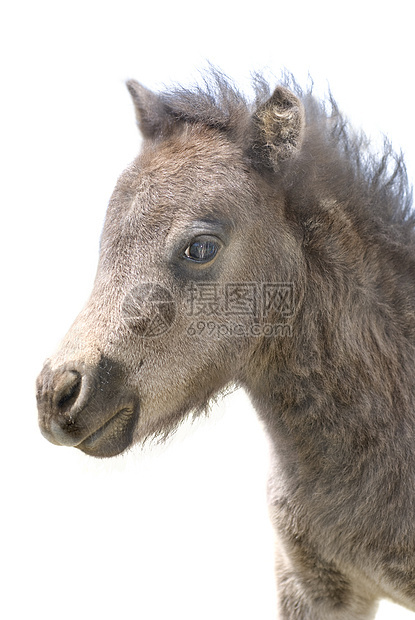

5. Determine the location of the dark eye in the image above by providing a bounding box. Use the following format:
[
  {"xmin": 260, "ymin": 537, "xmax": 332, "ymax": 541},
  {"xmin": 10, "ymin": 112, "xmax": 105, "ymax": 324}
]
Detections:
[{"xmin": 184, "ymin": 236, "xmax": 220, "ymax": 263}]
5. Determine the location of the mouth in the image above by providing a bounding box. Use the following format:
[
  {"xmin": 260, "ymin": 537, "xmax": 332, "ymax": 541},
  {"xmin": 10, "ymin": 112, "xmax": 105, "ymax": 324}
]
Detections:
[{"xmin": 77, "ymin": 404, "xmax": 139, "ymax": 458}]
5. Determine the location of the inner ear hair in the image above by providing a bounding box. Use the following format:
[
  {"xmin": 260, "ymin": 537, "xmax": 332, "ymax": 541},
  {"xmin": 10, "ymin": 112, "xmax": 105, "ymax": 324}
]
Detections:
[{"xmin": 251, "ymin": 86, "xmax": 305, "ymax": 170}]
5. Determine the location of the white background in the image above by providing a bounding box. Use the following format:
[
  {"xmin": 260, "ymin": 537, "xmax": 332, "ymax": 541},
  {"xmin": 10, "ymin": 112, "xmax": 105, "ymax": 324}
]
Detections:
[{"xmin": 1, "ymin": 1, "xmax": 414, "ymax": 618}]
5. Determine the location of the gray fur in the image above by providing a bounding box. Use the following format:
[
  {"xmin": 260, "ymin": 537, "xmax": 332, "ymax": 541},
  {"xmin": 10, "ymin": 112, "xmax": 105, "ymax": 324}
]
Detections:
[{"xmin": 37, "ymin": 70, "xmax": 415, "ymax": 618}]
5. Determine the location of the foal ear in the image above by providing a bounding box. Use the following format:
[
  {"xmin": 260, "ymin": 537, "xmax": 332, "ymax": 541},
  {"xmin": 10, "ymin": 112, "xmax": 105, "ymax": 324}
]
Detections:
[
  {"xmin": 250, "ymin": 86, "xmax": 305, "ymax": 170},
  {"xmin": 126, "ymin": 80, "xmax": 171, "ymax": 140}
]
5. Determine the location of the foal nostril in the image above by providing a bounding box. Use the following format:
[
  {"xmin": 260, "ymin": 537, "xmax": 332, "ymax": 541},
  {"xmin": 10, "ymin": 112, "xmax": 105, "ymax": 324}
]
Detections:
[
  {"xmin": 37, "ymin": 363, "xmax": 97, "ymax": 446},
  {"xmin": 53, "ymin": 370, "xmax": 82, "ymax": 412}
]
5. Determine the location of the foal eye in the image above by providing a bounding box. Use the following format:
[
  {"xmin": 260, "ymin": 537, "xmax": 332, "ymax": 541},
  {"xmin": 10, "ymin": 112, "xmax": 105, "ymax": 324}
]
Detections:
[{"xmin": 183, "ymin": 236, "xmax": 220, "ymax": 263}]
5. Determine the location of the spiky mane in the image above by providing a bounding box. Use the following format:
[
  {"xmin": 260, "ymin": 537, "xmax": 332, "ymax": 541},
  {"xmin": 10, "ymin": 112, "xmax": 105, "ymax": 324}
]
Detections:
[{"xmin": 158, "ymin": 70, "xmax": 413, "ymax": 241}]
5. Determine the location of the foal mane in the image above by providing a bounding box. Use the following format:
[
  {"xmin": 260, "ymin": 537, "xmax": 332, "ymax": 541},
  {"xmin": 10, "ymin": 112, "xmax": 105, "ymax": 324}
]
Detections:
[{"xmin": 158, "ymin": 69, "xmax": 414, "ymax": 244}]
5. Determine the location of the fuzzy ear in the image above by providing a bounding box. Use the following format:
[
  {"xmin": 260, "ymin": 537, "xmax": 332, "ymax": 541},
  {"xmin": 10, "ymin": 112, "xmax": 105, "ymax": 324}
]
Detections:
[
  {"xmin": 250, "ymin": 86, "xmax": 305, "ymax": 170},
  {"xmin": 126, "ymin": 80, "xmax": 172, "ymax": 140}
]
